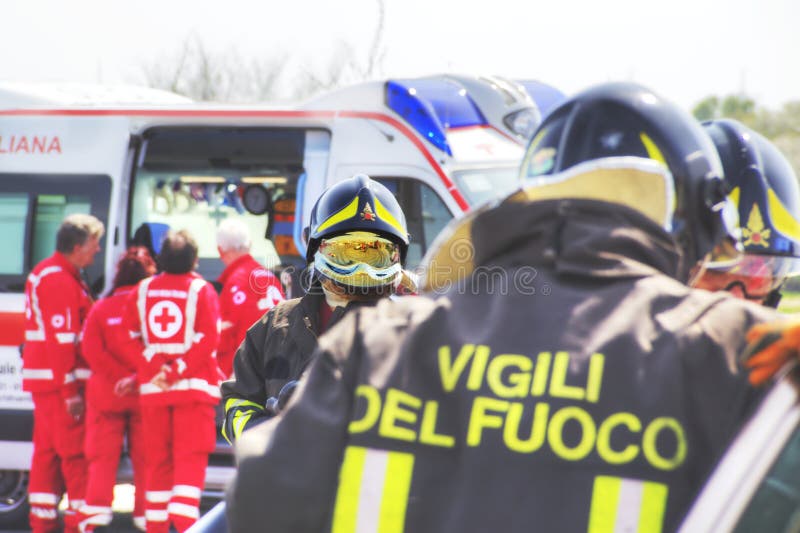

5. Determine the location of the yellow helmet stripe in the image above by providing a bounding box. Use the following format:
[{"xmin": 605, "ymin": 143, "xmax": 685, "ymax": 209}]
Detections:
[
  {"xmin": 640, "ymin": 133, "xmax": 666, "ymax": 167},
  {"xmin": 315, "ymin": 196, "xmax": 360, "ymax": 234},
  {"xmin": 767, "ymin": 188, "xmax": 800, "ymax": 241},
  {"xmin": 728, "ymin": 186, "xmax": 740, "ymax": 210},
  {"xmin": 374, "ymin": 196, "xmax": 407, "ymax": 237}
]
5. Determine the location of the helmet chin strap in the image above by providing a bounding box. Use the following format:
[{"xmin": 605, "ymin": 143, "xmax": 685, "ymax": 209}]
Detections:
[
  {"xmin": 321, "ymin": 282, "xmax": 351, "ymax": 309},
  {"xmin": 319, "ymin": 277, "xmax": 395, "ymax": 308}
]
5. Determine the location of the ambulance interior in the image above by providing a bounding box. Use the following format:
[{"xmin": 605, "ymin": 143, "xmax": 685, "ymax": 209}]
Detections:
[{"xmin": 128, "ymin": 127, "xmax": 326, "ymax": 288}]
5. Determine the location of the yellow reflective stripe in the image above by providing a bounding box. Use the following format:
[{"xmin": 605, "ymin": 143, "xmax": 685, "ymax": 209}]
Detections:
[
  {"xmin": 377, "ymin": 451, "xmax": 414, "ymax": 533},
  {"xmin": 332, "ymin": 446, "xmax": 367, "ymax": 533},
  {"xmin": 728, "ymin": 186, "xmax": 740, "ymax": 210},
  {"xmin": 224, "ymin": 397, "xmax": 263, "ymax": 412},
  {"xmin": 640, "ymin": 133, "xmax": 666, "ymax": 167},
  {"xmin": 315, "ymin": 196, "xmax": 360, "ymax": 234},
  {"xmin": 332, "ymin": 446, "xmax": 415, "ymax": 533},
  {"xmin": 588, "ymin": 475, "xmax": 667, "ymax": 533},
  {"xmin": 373, "ymin": 196, "xmax": 407, "ymax": 238},
  {"xmin": 768, "ymin": 188, "xmax": 800, "ymax": 240},
  {"xmin": 637, "ymin": 481, "xmax": 668, "ymax": 533},
  {"xmin": 232, "ymin": 412, "xmax": 254, "ymax": 439},
  {"xmin": 588, "ymin": 476, "xmax": 619, "ymax": 533}
]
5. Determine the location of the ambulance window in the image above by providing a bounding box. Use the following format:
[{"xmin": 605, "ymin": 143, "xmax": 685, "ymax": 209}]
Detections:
[
  {"xmin": 130, "ymin": 127, "xmax": 326, "ymax": 282},
  {"xmin": 452, "ymin": 167, "xmax": 521, "ymax": 205},
  {"xmin": 0, "ymin": 193, "xmax": 29, "ymax": 275},
  {"xmin": 0, "ymin": 174, "xmax": 111, "ymax": 293},
  {"xmin": 374, "ymin": 178, "xmax": 453, "ymax": 270}
]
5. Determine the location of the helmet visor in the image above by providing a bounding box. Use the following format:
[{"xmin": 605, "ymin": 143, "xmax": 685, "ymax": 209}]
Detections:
[
  {"xmin": 314, "ymin": 231, "xmax": 402, "ymax": 288},
  {"xmin": 694, "ymin": 254, "xmax": 800, "ymax": 301}
]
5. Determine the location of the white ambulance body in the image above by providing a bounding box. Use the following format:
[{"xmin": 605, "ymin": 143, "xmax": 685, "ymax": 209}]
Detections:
[{"xmin": 0, "ymin": 75, "xmax": 561, "ymax": 526}]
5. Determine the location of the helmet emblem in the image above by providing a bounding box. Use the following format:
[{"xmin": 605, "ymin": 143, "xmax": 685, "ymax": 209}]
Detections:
[
  {"xmin": 361, "ymin": 203, "xmax": 376, "ymax": 221},
  {"xmin": 742, "ymin": 203, "xmax": 770, "ymax": 247}
]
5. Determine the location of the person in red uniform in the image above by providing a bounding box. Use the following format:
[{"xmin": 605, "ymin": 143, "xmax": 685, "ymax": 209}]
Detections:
[
  {"xmin": 121, "ymin": 230, "xmax": 221, "ymax": 533},
  {"xmin": 77, "ymin": 247, "xmax": 157, "ymax": 532},
  {"xmin": 23, "ymin": 213, "xmax": 104, "ymax": 533},
  {"xmin": 216, "ymin": 218, "xmax": 284, "ymax": 378}
]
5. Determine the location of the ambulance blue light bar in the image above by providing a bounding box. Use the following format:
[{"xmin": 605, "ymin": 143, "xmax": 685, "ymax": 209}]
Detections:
[
  {"xmin": 385, "ymin": 78, "xmax": 488, "ymax": 156},
  {"xmin": 516, "ymin": 80, "xmax": 567, "ymax": 118}
]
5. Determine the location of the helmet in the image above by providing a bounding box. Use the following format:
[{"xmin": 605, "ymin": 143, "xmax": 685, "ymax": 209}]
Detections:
[
  {"xmin": 306, "ymin": 174, "xmax": 410, "ymax": 292},
  {"xmin": 519, "ymin": 82, "xmax": 738, "ymax": 270},
  {"xmin": 694, "ymin": 119, "xmax": 800, "ymax": 304}
]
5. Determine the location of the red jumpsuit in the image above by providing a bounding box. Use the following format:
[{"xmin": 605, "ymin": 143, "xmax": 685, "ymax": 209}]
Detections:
[
  {"xmin": 121, "ymin": 272, "xmax": 221, "ymax": 533},
  {"xmin": 77, "ymin": 286, "xmax": 146, "ymax": 532},
  {"xmin": 22, "ymin": 252, "xmax": 92, "ymax": 533},
  {"xmin": 217, "ymin": 254, "xmax": 284, "ymax": 377}
]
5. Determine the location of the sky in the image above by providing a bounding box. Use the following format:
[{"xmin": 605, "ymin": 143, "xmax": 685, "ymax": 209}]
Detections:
[{"xmin": 2, "ymin": 0, "xmax": 798, "ymax": 111}]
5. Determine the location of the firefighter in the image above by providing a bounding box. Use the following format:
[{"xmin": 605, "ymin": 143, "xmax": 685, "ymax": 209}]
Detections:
[
  {"xmin": 225, "ymin": 83, "xmax": 783, "ymax": 533},
  {"xmin": 692, "ymin": 119, "xmax": 800, "ymax": 307},
  {"xmin": 121, "ymin": 230, "xmax": 221, "ymax": 533},
  {"xmin": 220, "ymin": 174, "xmax": 409, "ymax": 443},
  {"xmin": 216, "ymin": 218, "xmax": 285, "ymax": 378},
  {"xmin": 77, "ymin": 246, "xmax": 157, "ymax": 532},
  {"xmin": 23, "ymin": 213, "xmax": 104, "ymax": 533}
]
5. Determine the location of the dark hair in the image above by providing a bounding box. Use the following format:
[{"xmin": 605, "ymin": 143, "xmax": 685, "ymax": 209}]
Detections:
[
  {"xmin": 157, "ymin": 230, "xmax": 198, "ymax": 274},
  {"xmin": 113, "ymin": 247, "xmax": 156, "ymax": 290},
  {"xmin": 56, "ymin": 214, "xmax": 104, "ymax": 254}
]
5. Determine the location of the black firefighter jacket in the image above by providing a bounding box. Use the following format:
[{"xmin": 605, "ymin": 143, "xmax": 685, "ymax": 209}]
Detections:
[
  {"xmin": 220, "ymin": 288, "xmax": 351, "ymax": 442},
  {"xmin": 227, "ymin": 199, "xmax": 779, "ymax": 533}
]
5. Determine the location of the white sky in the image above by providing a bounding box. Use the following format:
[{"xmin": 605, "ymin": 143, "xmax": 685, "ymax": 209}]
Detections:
[{"xmin": 2, "ymin": 0, "xmax": 797, "ymax": 111}]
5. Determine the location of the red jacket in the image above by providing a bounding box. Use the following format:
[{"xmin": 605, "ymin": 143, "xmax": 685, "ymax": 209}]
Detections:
[
  {"xmin": 217, "ymin": 254, "xmax": 284, "ymax": 377},
  {"xmin": 81, "ymin": 286, "xmax": 140, "ymax": 412},
  {"xmin": 22, "ymin": 252, "xmax": 92, "ymax": 397},
  {"xmin": 121, "ymin": 272, "xmax": 221, "ymax": 406}
]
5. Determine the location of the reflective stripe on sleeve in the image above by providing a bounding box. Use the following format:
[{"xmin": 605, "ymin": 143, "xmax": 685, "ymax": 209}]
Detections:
[
  {"xmin": 22, "ymin": 368, "xmax": 54, "ymax": 380},
  {"xmin": 588, "ymin": 476, "xmax": 668, "ymax": 533},
  {"xmin": 225, "ymin": 398, "xmax": 264, "ymax": 412},
  {"xmin": 64, "ymin": 372, "xmax": 76, "ymax": 384},
  {"xmin": 332, "ymin": 446, "xmax": 414, "ymax": 533},
  {"xmin": 232, "ymin": 412, "xmax": 253, "ymax": 440},
  {"xmin": 75, "ymin": 368, "xmax": 92, "ymax": 380}
]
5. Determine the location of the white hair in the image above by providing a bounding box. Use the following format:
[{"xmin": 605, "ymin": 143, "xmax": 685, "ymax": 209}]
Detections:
[{"xmin": 216, "ymin": 218, "xmax": 252, "ymax": 252}]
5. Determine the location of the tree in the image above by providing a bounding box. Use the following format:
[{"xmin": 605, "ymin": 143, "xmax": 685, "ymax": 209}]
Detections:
[
  {"xmin": 692, "ymin": 96, "xmax": 719, "ymax": 121},
  {"xmin": 142, "ymin": 34, "xmax": 287, "ymax": 103},
  {"xmin": 140, "ymin": 0, "xmax": 386, "ymax": 103}
]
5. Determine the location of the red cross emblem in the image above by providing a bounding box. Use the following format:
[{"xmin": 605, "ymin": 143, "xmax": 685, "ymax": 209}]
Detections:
[{"xmin": 148, "ymin": 301, "xmax": 183, "ymax": 339}]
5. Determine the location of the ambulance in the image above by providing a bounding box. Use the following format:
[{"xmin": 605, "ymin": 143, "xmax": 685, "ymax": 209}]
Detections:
[{"xmin": 0, "ymin": 75, "xmax": 563, "ymax": 526}]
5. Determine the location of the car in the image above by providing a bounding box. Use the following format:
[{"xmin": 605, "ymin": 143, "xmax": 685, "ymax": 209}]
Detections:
[{"xmin": 680, "ymin": 364, "xmax": 800, "ymax": 532}]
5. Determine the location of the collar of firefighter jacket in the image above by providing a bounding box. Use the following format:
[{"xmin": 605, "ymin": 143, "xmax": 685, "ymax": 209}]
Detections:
[{"xmin": 420, "ymin": 197, "xmax": 682, "ymax": 293}]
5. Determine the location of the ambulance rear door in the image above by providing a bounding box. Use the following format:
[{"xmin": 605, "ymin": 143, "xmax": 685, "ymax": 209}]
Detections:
[{"xmin": 0, "ymin": 113, "xmax": 131, "ymax": 449}]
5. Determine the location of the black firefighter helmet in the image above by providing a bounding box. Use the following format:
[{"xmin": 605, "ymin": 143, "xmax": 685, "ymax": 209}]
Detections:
[
  {"xmin": 519, "ymin": 82, "xmax": 739, "ymax": 275},
  {"xmin": 305, "ymin": 174, "xmax": 410, "ymax": 292},
  {"xmin": 697, "ymin": 119, "xmax": 800, "ymax": 304}
]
